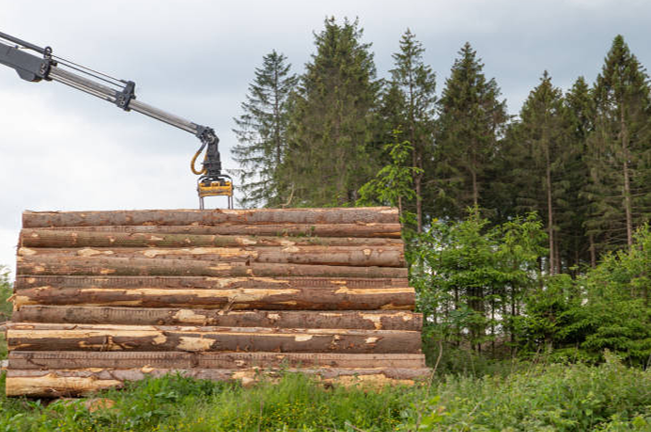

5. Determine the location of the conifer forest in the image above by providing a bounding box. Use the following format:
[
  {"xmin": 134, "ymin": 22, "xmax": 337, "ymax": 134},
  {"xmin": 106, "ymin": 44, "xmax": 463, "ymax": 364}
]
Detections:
[{"xmin": 232, "ymin": 17, "xmax": 651, "ymax": 366}]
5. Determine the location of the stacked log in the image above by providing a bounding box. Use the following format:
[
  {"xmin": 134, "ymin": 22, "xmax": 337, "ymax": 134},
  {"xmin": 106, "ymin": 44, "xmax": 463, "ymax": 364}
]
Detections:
[{"xmin": 6, "ymin": 207, "xmax": 428, "ymax": 397}]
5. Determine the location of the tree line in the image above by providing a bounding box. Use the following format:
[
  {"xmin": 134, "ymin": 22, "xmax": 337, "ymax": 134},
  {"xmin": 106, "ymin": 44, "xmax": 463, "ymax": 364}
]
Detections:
[
  {"xmin": 232, "ymin": 17, "xmax": 651, "ymax": 274},
  {"xmin": 231, "ymin": 17, "xmax": 651, "ymax": 361}
]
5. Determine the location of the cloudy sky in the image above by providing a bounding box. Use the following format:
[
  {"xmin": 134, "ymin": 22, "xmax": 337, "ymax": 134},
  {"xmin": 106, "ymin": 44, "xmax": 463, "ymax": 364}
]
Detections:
[{"xmin": 0, "ymin": 0, "xmax": 649, "ymax": 275}]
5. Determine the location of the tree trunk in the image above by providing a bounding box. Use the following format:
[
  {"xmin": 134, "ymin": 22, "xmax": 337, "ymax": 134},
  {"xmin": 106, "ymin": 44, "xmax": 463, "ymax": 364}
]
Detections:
[
  {"xmin": 545, "ymin": 139, "xmax": 556, "ymax": 275},
  {"xmin": 13, "ymin": 286, "xmax": 416, "ymax": 311},
  {"xmin": 18, "ymin": 245, "xmax": 406, "ymax": 268},
  {"xmin": 33, "ymin": 223, "xmax": 402, "ymax": 238},
  {"xmin": 22, "ymin": 207, "xmax": 399, "ymax": 228},
  {"xmin": 7, "ymin": 351, "xmax": 426, "ymax": 370},
  {"xmin": 12, "ymin": 306, "xmax": 423, "ymax": 330},
  {"xmin": 17, "ymin": 256, "xmax": 408, "ymax": 279},
  {"xmin": 415, "ymin": 175, "xmax": 423, "ymax": 233},
  {"xmin": 14, "ymin": 275, "xmax": 409, "ymax": 290},
  {"xmin": 589, "ymin": 233, "xmax": 596, "ymax": 268},
  {"xmin": 621, "ymin": 108, "xmax": 633, "ymax": 247},
  {"xmin": 20, "ymin": 229, "xmax": 404, "ymax": 249},
  {"xmin": 471, "ymin": 144, "xmax": 479, "ymax": 208},
  {"xmin": 7, "ymin": 323, "xmax": 421, "ymax": 354}
]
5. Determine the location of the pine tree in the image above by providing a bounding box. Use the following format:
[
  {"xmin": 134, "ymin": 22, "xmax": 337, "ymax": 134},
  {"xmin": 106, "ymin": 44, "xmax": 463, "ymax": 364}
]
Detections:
[
  {"xmin": 508, "ymin": 71, "xmax": 571, "ymax": 274},
  {"xmin": 282, "ymin": 17, "xmax": 380, "ymax": 206},
  {"xmin": 377, "ymin": 82, "xmax": 406, "ymax": 145},
  {"xmin": 232, "ymin": 51, "xmax": 297, "ymax": 208},
  {"xmin": 434, "ymin": 43, "xmax": 508, "ymax": 219},
  {"xmin": 585, "ymin": 35, "xmax": 651, "ymax": 251},
  {"xmin": 387, "ymin": 29, "xmax": 437, "ymax": 232},
  {"xmin": 564, "ymin": 76, "xmax": 594, "ymax": 269}
]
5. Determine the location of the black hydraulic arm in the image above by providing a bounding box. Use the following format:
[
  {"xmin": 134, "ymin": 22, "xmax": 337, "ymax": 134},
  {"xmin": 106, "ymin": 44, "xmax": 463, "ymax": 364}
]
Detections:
[{"xmin": 0, "ymin": 31, "xmax": 224, "ymax": 182}]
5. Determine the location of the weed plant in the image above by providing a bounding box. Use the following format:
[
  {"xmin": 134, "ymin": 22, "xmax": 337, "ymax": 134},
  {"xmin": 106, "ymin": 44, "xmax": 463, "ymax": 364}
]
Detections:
[
  {"xmin": 0, "ymin": 266, "xmax": 11, "ymax": 361},
  {"xmin": 0, "ymin": 265, "xmax": 11, "ymax": 323},
  {"xmin": 1, "ymin": 355, "xmax": 651, "ymax": 431}
]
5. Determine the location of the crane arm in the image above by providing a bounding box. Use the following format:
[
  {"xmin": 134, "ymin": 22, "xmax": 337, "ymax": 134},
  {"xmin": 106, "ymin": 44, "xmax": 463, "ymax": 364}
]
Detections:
[{"xmin": 0, "ymin": 31, "xmax": 232, "ymax": 208}]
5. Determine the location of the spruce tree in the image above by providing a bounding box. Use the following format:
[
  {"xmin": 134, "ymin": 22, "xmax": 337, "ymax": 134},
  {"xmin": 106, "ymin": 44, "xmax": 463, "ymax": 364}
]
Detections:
[
  {"xmin": 434, "ymin": 43, "xmax": 508, "ymax": 219},
  {"xmin": 564, "ymin": 76, "xmax": 594, "ymax": 269},
  {"xmin": 387, "ymin": 29, "xmax": 437, "ymax": 232},
  {"xmin": 282, "ymin": 17, "xmax": 380, "ymax": 206},
  {"xmin": 232, "ymin": 51, "xmax": 297, "ymax": 208},
  {"xmin": 508, "ymin": 71, "xmax": 571, "ymax": 274},
  {"xmin": 357, "ymin": 128, "xmax": 421, "ymax": 218},
  {"xmin": 585, "ymin": 35, "xmax": 651, "ymax": 251}
]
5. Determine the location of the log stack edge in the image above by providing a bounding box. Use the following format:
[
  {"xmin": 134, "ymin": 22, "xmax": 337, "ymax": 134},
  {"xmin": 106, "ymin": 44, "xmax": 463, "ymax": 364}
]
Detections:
[{"xmin": 5, "ymin": 207, "xmax": 429, "ymax": 397}]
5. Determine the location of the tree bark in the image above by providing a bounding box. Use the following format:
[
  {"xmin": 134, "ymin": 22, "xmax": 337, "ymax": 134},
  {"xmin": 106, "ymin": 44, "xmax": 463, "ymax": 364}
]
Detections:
[
  {"xmin": 7, "ymin": 323, "xmax": 422, "ymax": 354},
  {"xmin": 17, "ymin": 245, "xmax": 406, "ymax": 268},
  {"xmin": 589, "ymin": 233, "xmax": 596, "ymax": 268},
  {"xmin": 12, "ymin": 306, "xmax": 422, "ymax": 330},
  {"xmin": 471, "ymin": 145, "xmax": 479, "ymax": 208},
  {"xmin": 13, "ymin": 286, "xmax": 415, "ymax": 311},
  {"xmin": 34, "ymin": 223, "xmax": 401, "ymax": 238},
  {"xmin": 14, "ymin": 275, "xmax": 409, "ymax": 290},
  {"xmin": 546, "ymin": 144, "xmax": 556, "ymax": 275},
  {"xmin": 22, "ymin": 207, "xmax": 399, "ymax": 228},
  {"xmin": 620, "ymin": 108, "xmax": 633, "ymax": 247},
  {"xmin": 7, "ymin": 351, "xmax": 426, "ymax": 370},
  {"xmin": 17, "ymin": 256, "xmax": 409, "ymax": 278},
  {"xmin": 20, "ymin": 229, "xmax": 403, "ymax": 249}
]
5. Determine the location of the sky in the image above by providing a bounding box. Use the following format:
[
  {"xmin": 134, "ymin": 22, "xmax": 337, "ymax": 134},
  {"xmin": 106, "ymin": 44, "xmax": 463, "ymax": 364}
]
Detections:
[{"xmin": 0, "ymin": 0, "xmax": 650, "ymax": 276}]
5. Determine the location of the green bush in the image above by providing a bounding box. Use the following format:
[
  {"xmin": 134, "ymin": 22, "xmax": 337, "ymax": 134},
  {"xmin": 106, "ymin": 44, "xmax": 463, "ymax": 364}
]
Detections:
[{"xmin": 426, "ymin": 354, "xmax": 651, "ymax": 431}]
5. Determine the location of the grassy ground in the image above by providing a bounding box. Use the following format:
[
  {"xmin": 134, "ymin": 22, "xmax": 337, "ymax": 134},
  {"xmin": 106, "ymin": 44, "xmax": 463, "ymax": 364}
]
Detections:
[{"xmin": 1, "ymin": 357, "xmax": 651, "ymax": 431}]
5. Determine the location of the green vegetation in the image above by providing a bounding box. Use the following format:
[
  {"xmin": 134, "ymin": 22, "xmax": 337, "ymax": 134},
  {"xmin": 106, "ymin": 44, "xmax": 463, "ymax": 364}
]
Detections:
[
  {"xmin": 1, "ymin": 359, "xmax": 651, "ymax": 431},
  {"xmin": 4, "ymin": 18, "xmax": 651, "ymax": 432},
  {"xmin": 0, "ymin": 266, "xmax": 11, "ymax": 320},
  {"xmin": 385, "ymin": 29, "xmax": 437, "ymax": 231},
  {"xmin": 404, "ymin": 209, "xmax": 651, "ymax": 365},
  {"xmin": 283, "ymin": 17, "xmax": 380, "ymax": 206},
  {"xmin": 232, "ymin": 50, "xmax": 297, "ymax": 208},
  {"xmin": 234, "ymin": 17, "xmax": 651, "ymax": 272},
  {"xmin": 0, "ymin": 265, "xmax": 11, "ymax": 361},
  {"xmin": 433, "ymin": 42, "xmax": 508, "ymax": 221},
  {"xmin": 410, "ymin": 209, "xmax": 547, "ymax": 355}
]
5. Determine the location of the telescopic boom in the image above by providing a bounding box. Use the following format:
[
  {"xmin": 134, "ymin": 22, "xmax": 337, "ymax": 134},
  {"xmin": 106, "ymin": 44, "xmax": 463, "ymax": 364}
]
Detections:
[{"xmin": 0, "ymin": 31, "xmax": 233, "ymax": 208}]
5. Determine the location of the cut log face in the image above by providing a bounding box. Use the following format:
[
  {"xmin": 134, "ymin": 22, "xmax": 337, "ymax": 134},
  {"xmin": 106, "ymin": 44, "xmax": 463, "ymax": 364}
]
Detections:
[{"xmin": 6, "ymin": 207, "xmax": 428, "ymax": 397}]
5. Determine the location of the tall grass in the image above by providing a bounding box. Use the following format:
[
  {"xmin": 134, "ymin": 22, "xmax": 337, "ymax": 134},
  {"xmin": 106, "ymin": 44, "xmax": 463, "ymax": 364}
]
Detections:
[
  {"xmin": 1, "ymin": 356, "xmax": 650, "ymax": 431},
  {"xmin": 0, "ymin": 265, "xmax": 12, "ymax": 361},
  {"xmin": 0, "ymin": 265, "xmax": 11, "ymax": 322}
]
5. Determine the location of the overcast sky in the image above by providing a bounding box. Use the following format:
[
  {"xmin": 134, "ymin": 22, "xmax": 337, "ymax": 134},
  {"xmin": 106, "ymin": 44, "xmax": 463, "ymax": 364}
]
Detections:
[{"xmin": 1, "ymin": 0, "xmax": 650, "ymax": 276}]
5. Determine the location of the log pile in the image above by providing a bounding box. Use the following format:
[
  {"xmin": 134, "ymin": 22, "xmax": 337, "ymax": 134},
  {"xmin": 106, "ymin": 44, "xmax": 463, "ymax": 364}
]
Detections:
[{"xmin": 5, "ymin": 207, "xmax": 428, "ymax": 397}]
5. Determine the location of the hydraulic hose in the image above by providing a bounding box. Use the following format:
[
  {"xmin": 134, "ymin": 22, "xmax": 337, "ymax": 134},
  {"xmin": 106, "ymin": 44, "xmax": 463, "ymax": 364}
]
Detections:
[{"xmin": 191, "ymin": 144, "xmax": 207, "ymax": 175}]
